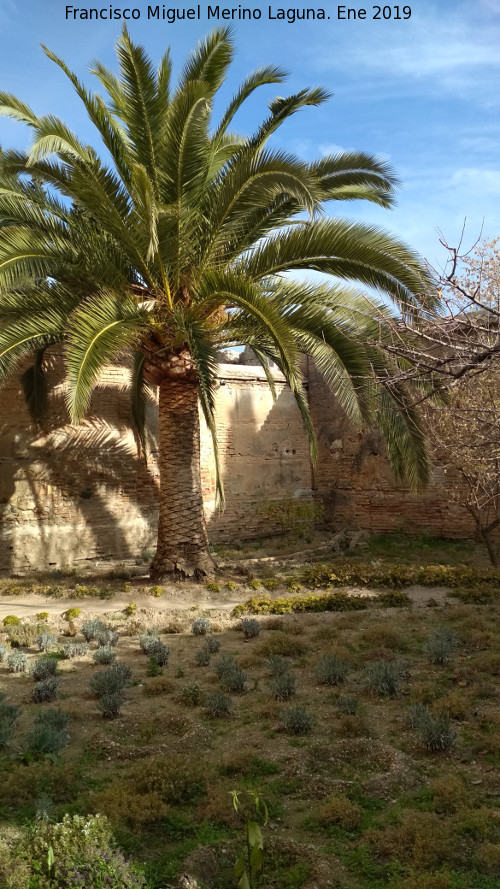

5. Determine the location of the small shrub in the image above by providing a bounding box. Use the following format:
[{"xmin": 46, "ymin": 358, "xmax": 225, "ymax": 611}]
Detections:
[
  {"xmin": 143, "ymin": 677, "xmax": 175, "ymax": 696},
  {"xmin": 146, "ymin": 639, "xmax": 169, "ymax": 666},
  {"xmin": 205, "ymin": 692, "xmax": 233, "ymax": 718},
  {"xmin": 205, "ymin": 581, "xmax": 221, "ymax": 593},
  {"xmin": 410, "ymin": 706, "xmax": 456, "ymax": 751},
  {"xmin": 192, "ymin": 616, "xmax": 211, "ymax": 636},
  {"xmin": 63, "ymin": 607, "xmax": 81, "ymax": 621},
  {"xmin": 270, "ymin": 671, "xmax": 297, "ymax": 701},
  {"xmin": 262, "ymin": 578, "xmax": 281, "ymax": 592},
  {"xmin": 0, "ymin": 695, "xmax": 20, "ymax": 749},
  {"xmin": 163, "ymin": 620, "xmax": 183, "ymax": 634},
  {"xmin": 139, "ymin": 631, "xmax": 159, "ymax": 654},
  {"xmin": 134, "ymin": 754, "xmax": 205, "ymax": 804},
  {"xmin": 36, "ymin": 632, "xmax": 57, "ymax": 652},
  {"xmin": 61, "ymin": 641, "xmax": 89, "ymax": 659},
  {"xmin": 93, "ymin": 646, "xmax": 116, "ymax": 665},
  {"xmin": 214, "ymin": 653, "xmax": 238, "ymax": 679},
  {"xmin": 97, "ymin": 693, "xmax": 124, "ymax": 718},
  {"xmin": 338, "ymin": 695, "xmax": 359, "ymax": 715},
  {"xmin": 195, "ymin": 647, "xmax": 211, "ymax": 666},
  {"xmin": 247, "ymin": 578, "xmax": 261, "ymax": 590},
  {"xmin": 95, "ymin": 627, "xmax": 118, "ymax": 647},
  {"xmin": 81, "ymin": 619, "xmax": 106, "ymax": 642},
  {"xmin": 363, "ymin": 659, "xmax": 402, "ymax": 696},
  {"xmin": 36, "ymin": 611, "xmax": 50, "ymax": 621},
  {"xmin": 149, "ymin": 585, "xmax": 164, "ymax": 597},
  {"xmin": 0, "ymin": 718, "xmax": 16, "ymax": 749},
  {"xmin": 7, "ymin": 651, "xmax": 27, "ymax": 672},
  {"xmin": 89, "ymin": 665, "xmax": 130, "ymax": 697},
  {"xmin": 317, "ymin": 793, "xmax": 362, "ymax": 829},
  {"xmin": 424, "ymin": 628, "xmax": 459, "ymax": 665},
  {"xmin": 25, "ymin": 723, "xmax": 67, "ymax": 755},
  {"xmin": 314, "ymin": 654, "xmax": 349, "ymax": 686},
  {"xmin": 377, "ymin": 590, "xmax": 412, "ymax": 608},
  {"xmin": 3, "ymin": 615, "xmax": 20, "ymax": 626},
  {"xmin": 240, "ymin": 618, "xmax": 261, "ymax": 639},
  {"xmin": 32, "ymin": 677, "xmax": 59, "ymax": 703},
  {"xmin": 258, "ymin": 632, "xmax": 307, "ymax": 658},
  {"xmin": 280, "ymin": 706, "xmax": 313, "ymax": 735},
  {"xmin": 146, "ymin": 657, "xmax": 162, "ymax": 676},
  {"xmin": 123, "ymin": 602, "xmax": 137, "ymax": 616},
  {"xmin": 26, "ymin": 813, "xmax": 145, "ymax": 888},
  {"xmin": 34, "ymin": 708, "xmax": 71, "ymax": 732},
  {"xmin": 204, "ymin": 636, "xmax": 221, "ymax": 654},
  {"xmin": 220, "ymin": 665, "xmax": 247, "ymax": 693},
  {"xmin": 0, "ymin": 643, "xmax": 9, "ymax": 662},
  {"xmin": 180, "ymin": 684, "xmax": 204, "ymax": 706},
  {"xmin": 266, "ymin": 655, "xmax": 289, "ymax": 677},
  {"xmin": 7, "ymin": 622, "xmax": 49, "ymax": 648},
  {"xmin": 32, "ymin": 657, "xmax": 58, "ymax": 681}
]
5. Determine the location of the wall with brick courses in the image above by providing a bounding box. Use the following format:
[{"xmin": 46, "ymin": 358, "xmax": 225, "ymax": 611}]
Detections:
[
  {"xmin": 1, "ymin": 353, "xmax": 495, "ymax": 572},
  {"xmin": 0, "ymin": 359, "xmax": 311, "ymax": 571},
  {"xmin": 307, "ymin": 358, "xmax": 489, "ymax": 542}
]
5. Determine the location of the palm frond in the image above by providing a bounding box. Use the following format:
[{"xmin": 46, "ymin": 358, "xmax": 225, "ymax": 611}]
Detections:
[{"xmin": 65, "ymin": 290, "xmax": 146, "ymax": 422}]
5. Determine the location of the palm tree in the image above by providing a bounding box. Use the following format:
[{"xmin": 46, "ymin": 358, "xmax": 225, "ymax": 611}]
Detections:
[{"xmin": 0, "ymin": 28, "xmax": 437, "ymax": 579}]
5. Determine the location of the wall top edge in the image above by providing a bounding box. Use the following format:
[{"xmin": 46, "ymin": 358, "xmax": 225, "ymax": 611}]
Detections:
[{"xmin": 215, "ymin": 363, "xmax": 286, "ymax": 383}]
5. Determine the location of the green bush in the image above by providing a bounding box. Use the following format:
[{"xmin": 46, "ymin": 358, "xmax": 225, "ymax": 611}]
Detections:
[
  {"xmin": 61, "ymin": 642, "xmax": 89, "ymax": 659},
  {"xmin": 314, "ymin": 654, "xmax": 350, "ymax": 686},
  {"xmin": 25, "ymin": 723, "xmax": 67, "ymax": 756},
  {"xmin": 7, "ymin": 651, "xmax": 27, "ymax": 673},
  {"xmin": 3, "ymin": 615, "xmax": 20, "ymax": 626},
  {"xmin": 363, "ymin": 659, "xmax": 402, "ymax": 696},
  {"xmin": 270, "ymin": 671, "xmax": 297, "ymax": 701},
  {"xmin": 97, "ymin": 693, "xmax": 124, "ymax": 719},
  {"xmin": 34, "ymin": 708, "xmax": 70, "ymax": 732},
  {"xmin": 205, "ymin": 692, "xmax": 233, "ymax": 718},
  {"xmin": 234, "ymin": 590, "xmax": 370, "ymax": 617},
  {"xmin": 424, "ymin": 628, "xmax": 459, "ymax": 664},
  {"xmin": 204, "ymin": 636, "xmax": 221, "ymax": 654},
  {"xmin": 146, "ymin": 639, "xmax": 169, "ymax": 666},
  {"xmin": 81, "ymin": 619, "xmax": 106, "ymax": 642},
  {"xmin": 191, "ymin": 616, "xmax": 211, "ymax": 635},
  {"xmin": 89, "ymin": 665, "xmax": 131, "ymax": 698},
  {"xmin": 25, "ymin": 813, "xmax": 145, "ymax": 888},
  {"xmin": 36, "ymin": 633, "xmax": 57, "ymax": 652},
  {"xmin": 410, "ymin": 706, "xmax": 456, "ymax": 752},
  {"xmin": 266, "ymin": 655, "xmax": 289, "ymax": 677},
  {"xmin": 240, "ymin": 618, "xmax": 261, "ymax": 639},
  {"xmin": 31, "ymin": 657, "xmax": 58, "ymax": 681},
  {"xmin": 93, "ymin": 646, "xmax": 116, "ymax": 665},
  {"xmin": 220, "ymin": 664, "xmax": 247, "ymax": 693},
  {"xmin": 337, "ymin": 695, "xmax": 359, "ymax": 715},
  {"xmin": 32, "ymin": 677, "xmax": 59, "ymax": 703},
  {"xmin": 195, "ymin": 647, "xmax": 211, "ymax": 666},
  {"xmin": 280, "ymin": 706, "xmax": 313, "ymax": 735}
]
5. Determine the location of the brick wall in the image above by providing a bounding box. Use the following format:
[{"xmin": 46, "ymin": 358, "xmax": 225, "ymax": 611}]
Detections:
[{"xmin": 0, "ymin": 353, "xmax": 494, "ymax": 571}]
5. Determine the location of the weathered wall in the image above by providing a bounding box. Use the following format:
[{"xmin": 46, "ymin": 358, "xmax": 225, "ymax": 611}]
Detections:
[
  {"xmin": 307, "ymin": 358, "xmax": 482, "ymax": 540},
  {"xmin": 0, "ymin": 359, "xmax": 311, "ymax": 571},
  {"xmin": 1, "ymin": 352, "xmax": 495, "ymax": 571}
]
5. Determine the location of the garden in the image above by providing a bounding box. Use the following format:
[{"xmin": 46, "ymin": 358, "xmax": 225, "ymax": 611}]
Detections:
[{"xmin": 0, "ymin": 533, "xmax": 499, "ymax": 889}]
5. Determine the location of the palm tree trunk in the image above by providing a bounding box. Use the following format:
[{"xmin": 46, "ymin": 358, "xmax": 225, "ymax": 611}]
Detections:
[{"xmin": 150, "ymin": 379, "xmax": 215, "ymax": 580}]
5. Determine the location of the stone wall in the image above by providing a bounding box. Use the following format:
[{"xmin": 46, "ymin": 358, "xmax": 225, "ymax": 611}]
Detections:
[
  {"xmin": 1, "ymin": 353, "xmax": 495, "ymax": 571},
  {"xmin": 0, "ymin": 358, "xmax": 311, "ymax": 571}
]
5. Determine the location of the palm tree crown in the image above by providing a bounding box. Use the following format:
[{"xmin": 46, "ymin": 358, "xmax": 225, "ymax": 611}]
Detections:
[{"xmin": 0, "ymin": 28, "xmax": 437, "ymax": 578}]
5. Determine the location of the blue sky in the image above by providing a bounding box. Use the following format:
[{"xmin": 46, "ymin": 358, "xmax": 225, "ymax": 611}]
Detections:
[{"xmin": 0, "ymin": 0, "xmax": 499, "ymax": 272}]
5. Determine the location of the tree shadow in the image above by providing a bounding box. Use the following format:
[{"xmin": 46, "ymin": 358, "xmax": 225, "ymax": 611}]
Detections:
[{"xmin": 0, "ymin": 354, "xmax": 159, "ymax": 573}]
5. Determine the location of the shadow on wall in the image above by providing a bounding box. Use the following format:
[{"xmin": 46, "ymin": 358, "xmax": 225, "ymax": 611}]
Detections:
[{"xmin": 0, "ymin": 354, "xmax": 159, "ymax": 573}]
